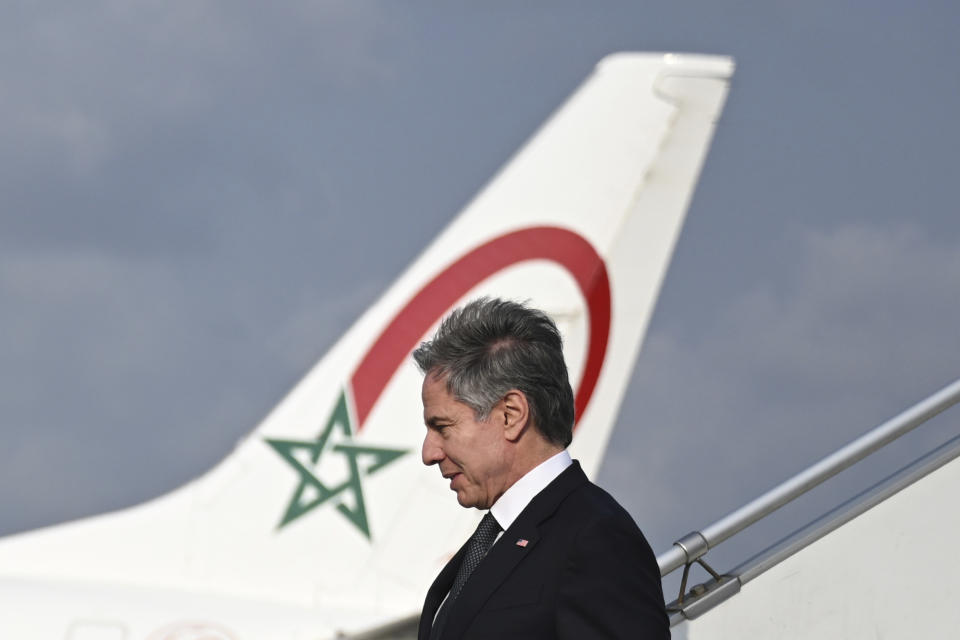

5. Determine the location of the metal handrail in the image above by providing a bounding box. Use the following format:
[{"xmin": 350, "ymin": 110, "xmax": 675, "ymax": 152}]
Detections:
[{"xmin": 658, "ymin": 376, "xmax": 960, "ymax": 577}]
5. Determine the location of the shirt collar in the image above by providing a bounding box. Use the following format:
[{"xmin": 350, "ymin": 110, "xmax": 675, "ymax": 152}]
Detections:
[{"xmin": 490, "ymin": 450, "xmax": 572, "ymax": 531}]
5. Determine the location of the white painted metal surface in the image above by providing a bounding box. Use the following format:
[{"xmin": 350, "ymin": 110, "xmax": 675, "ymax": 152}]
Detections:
[
  {"xmin": 676, "ymin": 450, "xmax": 960, "ymax": 638},
  {"xmin": 0, "ymin": 53, "xmax": 733, "ymax": 639}
]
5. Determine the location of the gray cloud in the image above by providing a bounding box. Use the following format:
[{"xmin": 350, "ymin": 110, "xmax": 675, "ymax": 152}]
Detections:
[
  {"xmin": 1, "ymin": 0, "xmax": 396, "ymax": 258},
  {"xmin": 601, "ymin": 221, "xmax": 960, "ymax": 568}
]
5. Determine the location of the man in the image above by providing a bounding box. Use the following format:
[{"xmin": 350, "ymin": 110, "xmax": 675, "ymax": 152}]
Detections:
[{"xmin": 414, "ymin": 297, "xmax": 669, "ymax": 639}]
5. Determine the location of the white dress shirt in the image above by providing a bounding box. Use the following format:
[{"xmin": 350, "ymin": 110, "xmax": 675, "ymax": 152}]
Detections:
[{"xmin": 489, "ymin": 449, "xmax": 572, "ymax": 542}]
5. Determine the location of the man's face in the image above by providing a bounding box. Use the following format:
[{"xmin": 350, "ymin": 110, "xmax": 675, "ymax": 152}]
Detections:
[{"xmin": 421, "ymin": 373, "xmax": 511, "ymax": 509}]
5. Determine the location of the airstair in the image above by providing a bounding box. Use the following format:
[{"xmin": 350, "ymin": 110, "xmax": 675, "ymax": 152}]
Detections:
[{"xmin": 661, "ymin": 377, "xmax": 960, "ymax": 637}]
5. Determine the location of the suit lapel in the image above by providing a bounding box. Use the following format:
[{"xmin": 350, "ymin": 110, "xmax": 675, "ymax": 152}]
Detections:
[
  {"xmin": 418, "ymin": 544, "xmax": 467, "ymax": 640},
  {"xmin": 438, "ymin": 462, "xmax": 589, "ymax": 640}
]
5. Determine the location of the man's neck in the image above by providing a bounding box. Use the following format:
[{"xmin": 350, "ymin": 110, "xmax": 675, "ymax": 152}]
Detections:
[
  {"xmin": 503, "ymin": 440, "xmax": 564, "ymax": 489},
  {"xmin": 489, "ymin": 450, "xmax": 572, "ymax": 532}
]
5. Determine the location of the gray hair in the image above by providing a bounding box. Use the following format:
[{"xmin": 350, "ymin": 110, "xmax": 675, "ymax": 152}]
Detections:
[{"xmin": 412, "ymin": 297, "xmax": 575, "ymax": 447}]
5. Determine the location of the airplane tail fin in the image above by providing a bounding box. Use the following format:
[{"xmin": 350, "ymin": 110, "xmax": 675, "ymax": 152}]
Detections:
[{"xmin": 0, "ymin": 53, "xmax": 733, "ymax": 634}]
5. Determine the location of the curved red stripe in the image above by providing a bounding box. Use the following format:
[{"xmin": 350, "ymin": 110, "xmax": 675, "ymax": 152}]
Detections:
[{"xmin": 350, "ymin": 226, "xmax": 611, "ymax": 432}]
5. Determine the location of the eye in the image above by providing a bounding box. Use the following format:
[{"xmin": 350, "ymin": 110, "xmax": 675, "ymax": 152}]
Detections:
[{"xmin": 432, "ymin": 421, "xmax": 454, "ymax": 436}]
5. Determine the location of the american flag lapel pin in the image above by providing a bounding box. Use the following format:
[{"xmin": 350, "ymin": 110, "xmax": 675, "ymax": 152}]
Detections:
[{"xmin": 515, "ymin": 538, "xmax": 529, "ymax": 548}]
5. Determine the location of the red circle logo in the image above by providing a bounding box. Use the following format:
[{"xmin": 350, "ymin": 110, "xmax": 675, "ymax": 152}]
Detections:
[{"xmin": 350, "ymin": 226, "xmax": 611, "ymax": 432}]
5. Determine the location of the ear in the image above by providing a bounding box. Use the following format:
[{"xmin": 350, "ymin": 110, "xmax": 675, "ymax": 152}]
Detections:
[{"xmin": 498, "ymin": 390, "xmax": 529, "ymax": 442}]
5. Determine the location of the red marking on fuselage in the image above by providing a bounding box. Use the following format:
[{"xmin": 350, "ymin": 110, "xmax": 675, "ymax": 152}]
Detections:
[
  {"xmin": 350, "ymin": 226, "xmax": 611, "ymax": 432},
  {"xmin": 146, "ymin": 621, "xmax": 238, "ymax": 640}
]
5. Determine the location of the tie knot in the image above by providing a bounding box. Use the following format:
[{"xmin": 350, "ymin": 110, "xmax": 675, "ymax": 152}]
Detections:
[{"xmin": 473, "ymin": 512, "xmax": 501, "ymax": 548}]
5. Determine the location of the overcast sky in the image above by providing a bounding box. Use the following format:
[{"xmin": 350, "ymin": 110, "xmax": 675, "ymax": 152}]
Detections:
[{"xmin": 2, "ymin": 1, "xmax": 959, "ymax": 595}]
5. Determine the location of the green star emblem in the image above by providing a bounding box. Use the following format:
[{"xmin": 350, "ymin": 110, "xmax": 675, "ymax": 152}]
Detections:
[{"xmin": 265, "ymin": 390, "xmax": 407, "ymax": 539}]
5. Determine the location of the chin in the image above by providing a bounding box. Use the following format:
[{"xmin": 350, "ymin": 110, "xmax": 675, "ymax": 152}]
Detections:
[{"xmin": 456, "ymin": 493, "xmax": 484, "ymax": 510}]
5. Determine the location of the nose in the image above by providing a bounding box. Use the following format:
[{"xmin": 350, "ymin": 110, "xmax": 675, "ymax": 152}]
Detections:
[{"xmin": 421, "ymin": 430, "xmax": 444, "ymax": 466}]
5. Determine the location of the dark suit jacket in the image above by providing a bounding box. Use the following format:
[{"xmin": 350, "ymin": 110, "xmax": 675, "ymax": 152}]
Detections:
[{"xmin": 418, "ymin": 461, "xmax": 669, "ymax": 639}]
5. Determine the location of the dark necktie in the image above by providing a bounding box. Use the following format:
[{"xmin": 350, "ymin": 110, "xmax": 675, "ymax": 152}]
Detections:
[{"xmin": 430, "ymin": 512, "xmax": 502, "ymax": 640}]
